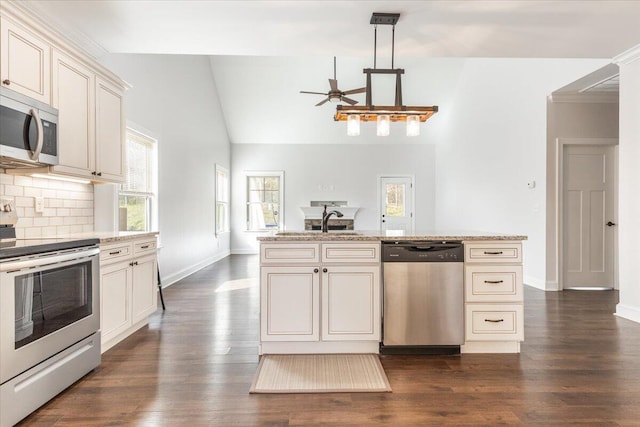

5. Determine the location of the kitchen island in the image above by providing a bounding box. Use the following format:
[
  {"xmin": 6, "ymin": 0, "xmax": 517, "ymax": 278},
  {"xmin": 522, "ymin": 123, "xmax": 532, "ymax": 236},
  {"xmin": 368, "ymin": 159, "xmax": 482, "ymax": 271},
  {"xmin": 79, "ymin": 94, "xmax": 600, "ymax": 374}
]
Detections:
[{"xmin": 257, "ymin": 231, "xmax": 527, "ymax": 354}]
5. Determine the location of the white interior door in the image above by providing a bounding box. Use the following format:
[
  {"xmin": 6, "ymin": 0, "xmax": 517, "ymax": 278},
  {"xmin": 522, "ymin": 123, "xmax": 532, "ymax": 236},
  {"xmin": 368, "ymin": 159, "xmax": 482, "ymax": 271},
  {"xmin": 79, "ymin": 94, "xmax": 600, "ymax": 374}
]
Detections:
[
  {"xmin": 380, "ymin": 176, "xmax": 414, "ymax": 235},
  {"xmin": 563, "ymin": 145, "xmax": 616, "ymax": 289}
]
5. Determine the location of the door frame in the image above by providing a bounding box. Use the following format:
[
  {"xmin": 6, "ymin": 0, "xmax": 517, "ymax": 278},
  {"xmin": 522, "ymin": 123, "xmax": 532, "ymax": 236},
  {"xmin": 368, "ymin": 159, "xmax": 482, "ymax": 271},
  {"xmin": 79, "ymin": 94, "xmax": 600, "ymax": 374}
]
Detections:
[
  {"xmin": 377, "ymin": 175, "xmax": 415, "ymax": 234},
  {"xmin": 556, "ymin": 138, "xmax": 619, "ymax": 290}
]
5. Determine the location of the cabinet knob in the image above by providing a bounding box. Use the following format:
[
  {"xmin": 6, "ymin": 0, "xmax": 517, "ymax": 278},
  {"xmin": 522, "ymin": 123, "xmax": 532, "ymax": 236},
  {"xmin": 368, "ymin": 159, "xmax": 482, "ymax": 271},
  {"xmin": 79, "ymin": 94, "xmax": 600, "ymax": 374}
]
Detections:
[
  {"xmin": 313, "ymin": 268, "xmax": 319, "ymax": 273},
  {"xmin": 91, "ymin": 171, "xmax": 97, "ymax": 175},
  {"xmin": 97, "ymin": 172, "xmax": 102, "ymax": 176},
  {"xmin": 2, "ymin": 79, "xmax": 9, "ymax": 85},
  {"xmin": 322, "ymin": 268, "xmax": 328, "ymax": 273},
  {"xmin": 606, "ymin": 221, "xmax": 616, "ymax": 227}
]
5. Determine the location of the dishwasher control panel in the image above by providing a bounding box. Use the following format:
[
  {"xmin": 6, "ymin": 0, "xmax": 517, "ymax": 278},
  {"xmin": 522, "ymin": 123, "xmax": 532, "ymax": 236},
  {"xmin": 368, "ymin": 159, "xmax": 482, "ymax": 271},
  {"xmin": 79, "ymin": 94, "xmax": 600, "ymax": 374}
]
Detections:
[{"xmin": 382, "ymin": 241, "xmax": 464, "ymax": 262}]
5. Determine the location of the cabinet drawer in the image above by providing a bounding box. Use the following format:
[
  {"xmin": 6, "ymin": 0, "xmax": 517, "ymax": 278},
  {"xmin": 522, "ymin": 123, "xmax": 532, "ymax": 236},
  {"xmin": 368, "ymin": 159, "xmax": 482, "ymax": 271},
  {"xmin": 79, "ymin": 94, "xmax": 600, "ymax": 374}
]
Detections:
[
  {"xmin": 465, "ymin": 304, "xmax": 523, "ymax": 341},
  {"xmin": 322, "ymin": 243, "xmax": 380, "ymax": 263},
  {"xmin": 100, "ymin": 242, "xmax": 132, "ymax": 264},
  {"xmin": 261, "ymin": 243, "xmax": 320, "ymax": 264},
  {"xmin": 465, "ymin": 242, "xmax": 522, "ymax": 263},
  {"xmin": 134, "ymin": 239, "xmax": 157, "ymax": 255},
  {"xmin": 465, "ymin": 265, "xmax": 523, "ymax": 302}
]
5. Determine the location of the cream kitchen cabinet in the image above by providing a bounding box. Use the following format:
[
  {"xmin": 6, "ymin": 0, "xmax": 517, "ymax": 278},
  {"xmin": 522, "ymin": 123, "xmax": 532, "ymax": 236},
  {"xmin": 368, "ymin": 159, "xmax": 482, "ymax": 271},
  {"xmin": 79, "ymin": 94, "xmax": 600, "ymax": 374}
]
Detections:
[
  {"xmin": 260, "ymin": 266, "xmax": 319, "ymax": 341},
  {"xmin": 0, "ymin": 16, "xmax": 50, "ymax": 104},
  {"xmin": 1, "ymin": 4, "xmax": 127, "ymax": 183},
  {"xmin": 49, "ymin": 58, "xmax": 125, "ymax": 183},
  {"xmin": 462, "ymin": 241, "xmax": 524, "ymax": 353},
  {"xmin": 94, "ymin": 77, "xmax": 125, "ymax": 182},
  {"xmin": 51, "ymin": 49, "xmax": 95, "ymax": 177},
  {"xmin": 100, "ymin": 237, "xmax": 158, "ymax": 352},
  {"xmin": 259, "ymin": 242, "xmax": 381, "ymax": 354}
]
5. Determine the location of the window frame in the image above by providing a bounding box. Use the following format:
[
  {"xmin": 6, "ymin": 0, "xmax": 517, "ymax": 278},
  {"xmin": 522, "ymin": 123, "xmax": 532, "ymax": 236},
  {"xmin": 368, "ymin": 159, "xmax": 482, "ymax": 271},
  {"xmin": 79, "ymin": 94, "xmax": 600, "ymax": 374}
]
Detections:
[
  {"xmin": 215, "ymin": 164, "xmax": 230, "ymax": 235},
  {"xmin": 245, "ymin": 170, "xmax": 284, "ymax": 232},
  {"xmin": 118, "ymin": 126, "xmax": 158, "ymax": 233}
]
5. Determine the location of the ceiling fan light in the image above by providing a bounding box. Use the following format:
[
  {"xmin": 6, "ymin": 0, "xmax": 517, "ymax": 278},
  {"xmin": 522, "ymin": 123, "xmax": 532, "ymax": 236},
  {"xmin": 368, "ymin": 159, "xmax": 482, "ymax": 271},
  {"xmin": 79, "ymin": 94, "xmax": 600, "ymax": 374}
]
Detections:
[
  {"xmin": 347, "ymin": 115, "xmax": 360, "ymax": 136},
  {"xmin": 406, "ymin": 115, "xmax": 420, "ymax": 136},
  {"xmin": 377, "ymin": 115, "xmax": 390, "ymax": 136}
]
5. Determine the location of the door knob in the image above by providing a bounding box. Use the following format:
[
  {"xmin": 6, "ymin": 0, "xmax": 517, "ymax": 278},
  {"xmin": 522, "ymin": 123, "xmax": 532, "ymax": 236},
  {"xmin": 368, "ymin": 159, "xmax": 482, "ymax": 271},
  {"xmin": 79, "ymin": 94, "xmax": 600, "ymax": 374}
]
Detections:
[{"xmin": 606, "ymin": 221, "xmax": 616, "ymax": 227}]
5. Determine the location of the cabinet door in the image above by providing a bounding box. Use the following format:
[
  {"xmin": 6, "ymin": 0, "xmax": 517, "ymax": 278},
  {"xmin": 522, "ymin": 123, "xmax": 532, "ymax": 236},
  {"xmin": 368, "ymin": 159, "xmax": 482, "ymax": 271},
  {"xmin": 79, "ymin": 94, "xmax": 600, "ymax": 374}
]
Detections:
[
  {"xmin": 261, "ymin": 266, "xmax": 319, "ymax": 341},
  {"xmin": 95, "ymin": 77, "xmax": 125, "ymax": 182},
  {"xmin": 51, "ymin": 49, "xmax": 95, "ymax": 178},
  {"xmin": 131, "ymin": 254, "xmax": 158, "ymax": 324},
  {"xmin": 321, "ymin": 265, "xmax": 380, "ymax": 341},
  {"xmin": 0, "ymin": 17, "xmax": 51, "ymax": 103},
  {"xmin": 100, "ymin": 261, "xmax": 132, "ymax": 346}
]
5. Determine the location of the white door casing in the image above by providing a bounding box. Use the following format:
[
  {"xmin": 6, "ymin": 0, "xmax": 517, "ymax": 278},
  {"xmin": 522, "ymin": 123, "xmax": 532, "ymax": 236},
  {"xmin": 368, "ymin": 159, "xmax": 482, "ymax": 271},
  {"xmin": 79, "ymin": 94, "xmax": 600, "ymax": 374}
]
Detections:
[
  {"xmin": 379, "ymin": 176, "xmax": 414, "ymax": 234},
  {"xmin": 562, "ymin": 143, "xmax": 617, "ymax": 289}
]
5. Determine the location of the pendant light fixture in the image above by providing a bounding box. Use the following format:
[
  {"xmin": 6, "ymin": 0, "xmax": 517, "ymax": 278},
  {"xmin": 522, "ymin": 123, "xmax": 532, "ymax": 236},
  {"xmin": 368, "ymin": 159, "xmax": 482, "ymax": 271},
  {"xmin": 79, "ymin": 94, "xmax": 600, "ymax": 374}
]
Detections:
[{"xmin": 334, "ymin": 13, "xmax": 438, "ymax": 136}]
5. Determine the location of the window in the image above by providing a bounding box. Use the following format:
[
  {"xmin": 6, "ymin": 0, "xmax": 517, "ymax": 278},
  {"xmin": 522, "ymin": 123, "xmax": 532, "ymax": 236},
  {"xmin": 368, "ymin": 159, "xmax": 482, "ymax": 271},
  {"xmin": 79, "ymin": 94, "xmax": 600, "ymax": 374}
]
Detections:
[
  {"xmin": 215, "ymin": 164, "xmax": 230, "ymax": 234},
  {"xmin": 246, "ymin": 171, "xmax": 284, "ymax": 231},
  {"xmin": 119, "ymin": 128, "xmax": 157, "ymax": 232}
]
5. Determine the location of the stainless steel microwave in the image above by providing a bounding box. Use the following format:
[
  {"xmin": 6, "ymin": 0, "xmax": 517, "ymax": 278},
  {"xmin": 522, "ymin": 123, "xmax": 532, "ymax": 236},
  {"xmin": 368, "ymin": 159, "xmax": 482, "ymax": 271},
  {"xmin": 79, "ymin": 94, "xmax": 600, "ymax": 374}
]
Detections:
[{"xmin": 0, "ymin": 87, "xmax": 58, "ymax": 169}]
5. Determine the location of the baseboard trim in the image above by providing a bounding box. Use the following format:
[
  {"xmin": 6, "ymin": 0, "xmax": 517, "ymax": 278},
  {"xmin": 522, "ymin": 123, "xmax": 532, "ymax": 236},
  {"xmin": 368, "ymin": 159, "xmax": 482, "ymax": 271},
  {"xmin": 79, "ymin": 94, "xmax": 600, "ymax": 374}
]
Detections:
[
  {"xmin": 161, "ymin": 250, "xmax": 230, "ymax": 287},
  {"xmin": 231, "ymin": 249, "xmax": 259, "ymax": 255},
  {"xmin": 615, "ymin": 303, "xmax": 640, "ymax": 324},
  {"xmin": 524, "ymin": 275, "xmax": 546, "ymax": 291}
]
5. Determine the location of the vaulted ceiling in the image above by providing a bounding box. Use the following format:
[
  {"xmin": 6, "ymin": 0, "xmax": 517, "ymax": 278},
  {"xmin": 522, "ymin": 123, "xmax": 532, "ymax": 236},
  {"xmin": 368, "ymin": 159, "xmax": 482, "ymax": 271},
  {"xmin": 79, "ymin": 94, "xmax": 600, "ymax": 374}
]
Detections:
[
  {"xmin": 20, "ymin": 0, "xmax": 640, "ymax": 58},
  {"xmin": 17, "ymin": 1, "xmax": 633, "ymax": 144}
]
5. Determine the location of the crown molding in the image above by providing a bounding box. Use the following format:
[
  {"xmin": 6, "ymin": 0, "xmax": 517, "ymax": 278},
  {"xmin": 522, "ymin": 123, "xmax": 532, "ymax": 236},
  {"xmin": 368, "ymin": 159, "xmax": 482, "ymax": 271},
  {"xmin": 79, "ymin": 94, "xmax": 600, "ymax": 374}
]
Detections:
[
  {"xmin": 2, "ymin": 0, "xmax": 109, "ymax": 60},
  {"xmin": 613, "ymin": 44, "xmax": 640, "ymax": 65},
  {"xmin": 549, "ymin": 92, "xmax": 619, "ymax": 104}
]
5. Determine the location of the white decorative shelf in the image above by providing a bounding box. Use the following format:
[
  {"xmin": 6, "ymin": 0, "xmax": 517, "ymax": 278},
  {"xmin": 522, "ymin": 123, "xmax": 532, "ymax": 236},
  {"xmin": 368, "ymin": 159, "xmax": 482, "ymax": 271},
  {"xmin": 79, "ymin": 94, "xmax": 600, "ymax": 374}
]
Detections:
[{"xmin": 300, "ymin": 207, "xmax": 360, "ymax": 220}]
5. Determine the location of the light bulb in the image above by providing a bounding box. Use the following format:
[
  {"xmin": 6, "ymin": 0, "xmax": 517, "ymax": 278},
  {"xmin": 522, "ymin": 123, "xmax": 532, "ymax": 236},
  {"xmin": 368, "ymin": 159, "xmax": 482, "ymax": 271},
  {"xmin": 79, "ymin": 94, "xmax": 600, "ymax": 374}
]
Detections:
[
  {"xmin": 347, "ymin": 115, "xmax": 360, "ymax": 136},
  {"xmin": 406, "ymin": 115, "xmax": 420, "ymax": 136},
  {"xmin": 377, "ymin": 115, "xmax": 390, "ymax": 136}
]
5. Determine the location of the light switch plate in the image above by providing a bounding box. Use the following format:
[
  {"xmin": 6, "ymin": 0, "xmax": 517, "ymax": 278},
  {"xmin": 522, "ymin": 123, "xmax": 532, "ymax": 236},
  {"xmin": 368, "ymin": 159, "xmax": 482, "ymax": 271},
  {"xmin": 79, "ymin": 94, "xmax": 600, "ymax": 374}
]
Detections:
[{"xmin": 35, "ymin": 196, "xmax": 44, "ymax": 213}]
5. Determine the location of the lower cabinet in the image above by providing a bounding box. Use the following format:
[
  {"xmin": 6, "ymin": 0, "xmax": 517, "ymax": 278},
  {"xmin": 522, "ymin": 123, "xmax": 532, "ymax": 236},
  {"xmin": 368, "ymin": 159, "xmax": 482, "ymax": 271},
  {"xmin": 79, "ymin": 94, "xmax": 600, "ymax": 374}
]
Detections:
[
  {"xmin": 100, "ymin": 237, "xmax": 158, "ymax": 352},
  {"xmin": 259, "ymin": 242, "xmax": 381, "ymax": 353},
  {"xmin": 322, "ymin": 265, "xmax": 380, "ymax": 341},
  {"xmin": 462, "ymin": 241, "xmax": 524, "ymax": 353}
]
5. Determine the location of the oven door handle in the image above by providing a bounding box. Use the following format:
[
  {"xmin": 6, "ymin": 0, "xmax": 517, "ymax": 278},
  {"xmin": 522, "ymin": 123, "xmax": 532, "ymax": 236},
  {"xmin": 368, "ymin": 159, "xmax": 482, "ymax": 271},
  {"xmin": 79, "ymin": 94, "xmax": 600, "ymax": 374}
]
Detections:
[{"xmin": 0, "ymin": 247, "xmax": 100, "ymax": 273}]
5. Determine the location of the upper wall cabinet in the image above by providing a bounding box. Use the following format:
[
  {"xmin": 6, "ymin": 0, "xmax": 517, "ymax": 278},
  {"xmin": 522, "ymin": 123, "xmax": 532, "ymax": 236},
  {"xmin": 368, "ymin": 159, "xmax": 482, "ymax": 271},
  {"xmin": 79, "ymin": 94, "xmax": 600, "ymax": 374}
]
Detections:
[
  {"xmin": 51, "ymin": 49, "xmax": 96, "ymax": 178},
  {"xmin": 0, "ymin": 16, "xmax": 51, "ymax": 104},
  {"xmin": 1, "ymin": 5, "xmax": 127, "ymax": 183},
  {"xmin": 51, "ymin": 53, "xmax": 125, "ymax": 183},
  {"xmin": 95, "ymin": 77, "xmax": 125, "ymax": 182}
]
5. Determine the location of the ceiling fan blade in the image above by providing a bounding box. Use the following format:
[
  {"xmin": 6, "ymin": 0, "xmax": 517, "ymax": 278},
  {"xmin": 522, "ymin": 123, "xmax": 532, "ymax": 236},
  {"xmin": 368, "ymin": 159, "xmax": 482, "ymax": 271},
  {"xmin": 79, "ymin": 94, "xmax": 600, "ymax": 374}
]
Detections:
[
  {"xmin": 342, "ymin": 87, "xmax": 366, "ymax": 95},
  {"xmin": 315, "ymin": 98, "xmax": 330, "ymax": 106},
  {"xmin": 340, "ymin": 96, "xmax": 358, "ymax": 105},
  {"xmin": 300, "ymin": 91, "xmax": 328, "ymax": 95},
  {"xmin": 329, "ymin": 79, "xmax": 338, "ymax": 92}
]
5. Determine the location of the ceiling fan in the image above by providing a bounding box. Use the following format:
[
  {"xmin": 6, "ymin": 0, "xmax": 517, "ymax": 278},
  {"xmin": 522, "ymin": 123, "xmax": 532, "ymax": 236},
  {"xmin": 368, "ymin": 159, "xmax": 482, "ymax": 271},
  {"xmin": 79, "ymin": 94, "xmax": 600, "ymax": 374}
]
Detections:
[{"xmin": 300, "ymin": 57, "xmax": 366, "ymax": 106}]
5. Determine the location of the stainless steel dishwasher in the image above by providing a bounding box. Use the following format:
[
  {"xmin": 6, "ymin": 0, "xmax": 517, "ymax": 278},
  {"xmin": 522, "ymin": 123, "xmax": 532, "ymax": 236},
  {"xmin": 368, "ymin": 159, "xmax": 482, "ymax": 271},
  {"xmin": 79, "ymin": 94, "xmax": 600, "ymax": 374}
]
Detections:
[{"xmin": 382, "ymin": 241, "xmax": 464, "ymax": 354}]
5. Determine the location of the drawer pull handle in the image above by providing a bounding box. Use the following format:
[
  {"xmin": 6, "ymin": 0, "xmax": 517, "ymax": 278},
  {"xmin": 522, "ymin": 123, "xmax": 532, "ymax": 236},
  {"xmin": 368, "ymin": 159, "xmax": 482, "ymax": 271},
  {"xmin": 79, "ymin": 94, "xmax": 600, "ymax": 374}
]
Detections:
[
  {"xmin": 484, "ymin": 251, "xmax": 503, "ymax": 255},
  {"xmin": 484, "ymin": 318, "xmax": 504, "ymax": 323},
  {"xmin": 484, "ymin": 280, "xmax": 504, "ymax": 284},
  {"xmin": 140, "ymin": 245, "xmax": 150, "ymax": 249},
  {"xmin": 109, "ymin": 250, "xmax": 122, "ymax": 255}
]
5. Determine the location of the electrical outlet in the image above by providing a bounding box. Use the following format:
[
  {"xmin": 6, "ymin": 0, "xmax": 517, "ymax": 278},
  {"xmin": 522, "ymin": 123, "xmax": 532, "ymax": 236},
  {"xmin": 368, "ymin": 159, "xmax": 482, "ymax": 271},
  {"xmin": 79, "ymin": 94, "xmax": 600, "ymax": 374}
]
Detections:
[{"xmin": 35, "ymin": 196, "xmax": 44, "ymax": 213}]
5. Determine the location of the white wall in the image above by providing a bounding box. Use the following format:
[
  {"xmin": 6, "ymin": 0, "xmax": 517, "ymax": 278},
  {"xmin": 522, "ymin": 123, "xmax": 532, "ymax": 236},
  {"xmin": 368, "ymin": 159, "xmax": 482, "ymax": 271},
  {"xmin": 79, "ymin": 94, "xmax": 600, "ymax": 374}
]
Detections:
[
  {"xmin": 231, "ymin": 143, "xmax": 437, "ymax": 253},
  {"xmin": 98, "ymin": 54, "xmax": 231, "ymax": 285},
  {"xmin": 615, "ymin": 46, "xmax": 640, "ymax": 323},
  {"xmin": 434, "ymin": 58, "xmax": 609, "ymax": 289},
  {"xmin": 545, "ymin": 99, "xmax": 619, "ymax": 290}
]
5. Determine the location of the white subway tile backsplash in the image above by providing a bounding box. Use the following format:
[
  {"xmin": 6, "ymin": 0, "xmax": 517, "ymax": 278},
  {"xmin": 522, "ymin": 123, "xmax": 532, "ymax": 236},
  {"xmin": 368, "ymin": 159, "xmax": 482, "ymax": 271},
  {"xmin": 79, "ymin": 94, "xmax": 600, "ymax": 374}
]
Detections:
[
  {"xmin": 1, "ymin": 172, "xmax": 94, "ymax": 237},
  {"xmin": 4, "ymin": 185, "xmax": 23, "ymax": 196}
]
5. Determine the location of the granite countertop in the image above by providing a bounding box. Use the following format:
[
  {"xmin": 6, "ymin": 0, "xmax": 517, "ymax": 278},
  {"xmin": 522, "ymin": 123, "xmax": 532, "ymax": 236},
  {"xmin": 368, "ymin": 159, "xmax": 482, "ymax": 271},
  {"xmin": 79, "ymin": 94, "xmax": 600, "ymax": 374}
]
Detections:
[
  {"xmin": 0, "ymin": 231, "xmax": 159, "ymax": 259},
  {"xmin": 257, "ymin": 230, "xmax": 527, "ymax": 242},
  {"xmin": 51, "ymin": 231, "xmax": 159, "ymax": 243}
]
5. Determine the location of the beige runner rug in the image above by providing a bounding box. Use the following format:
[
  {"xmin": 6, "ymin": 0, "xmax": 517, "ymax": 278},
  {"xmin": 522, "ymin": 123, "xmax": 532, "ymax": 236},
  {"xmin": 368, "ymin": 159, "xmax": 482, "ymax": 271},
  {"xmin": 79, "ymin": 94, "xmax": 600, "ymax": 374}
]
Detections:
[{"xmin": 249, "ymin": 354, "xmax": 391, "ymax": 393}]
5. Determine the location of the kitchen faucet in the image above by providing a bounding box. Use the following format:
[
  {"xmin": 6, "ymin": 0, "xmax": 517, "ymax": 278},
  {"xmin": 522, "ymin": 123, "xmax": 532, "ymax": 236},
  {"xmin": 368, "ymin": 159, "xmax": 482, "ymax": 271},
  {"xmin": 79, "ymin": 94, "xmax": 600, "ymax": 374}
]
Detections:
[{"xmin": 322, "ymin": 204, "xmax": 344, "ymax": 232}]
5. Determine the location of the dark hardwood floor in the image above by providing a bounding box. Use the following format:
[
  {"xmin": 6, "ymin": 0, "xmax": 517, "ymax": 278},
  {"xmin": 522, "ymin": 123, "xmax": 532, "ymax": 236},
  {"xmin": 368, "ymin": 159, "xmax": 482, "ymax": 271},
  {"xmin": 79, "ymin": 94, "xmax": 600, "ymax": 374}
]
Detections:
[{"xmin": 19, "ymin": 255, "xmax": 640, "ymax": 426}]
